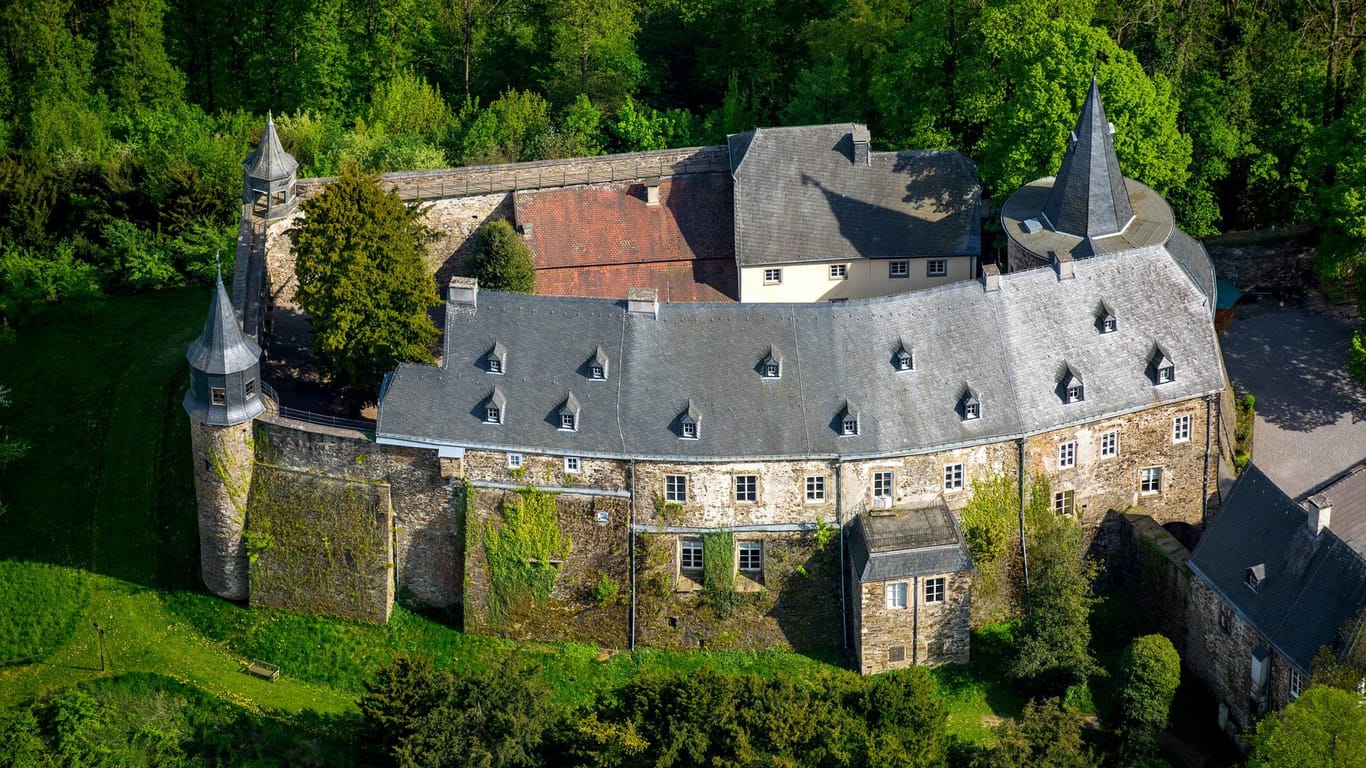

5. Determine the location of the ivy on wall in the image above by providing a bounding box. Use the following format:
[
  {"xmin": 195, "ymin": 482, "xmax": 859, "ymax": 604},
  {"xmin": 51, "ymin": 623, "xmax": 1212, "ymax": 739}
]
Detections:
[
  {"xmin": 482, "ymin": 486, "xmax": 572, "ymax": 620},
  {"xmin": 701, "ymin": 530, "xmax": 740, "ymax": 618}
]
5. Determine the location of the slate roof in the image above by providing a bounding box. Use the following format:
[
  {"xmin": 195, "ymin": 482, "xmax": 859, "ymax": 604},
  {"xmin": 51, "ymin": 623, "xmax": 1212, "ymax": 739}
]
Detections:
[
  {"xmin": 377, "ymin": 244, "xmax": 1223, "ymax": 461},
  {"xmin": 847, "ymin": 505, "xmax": 972, "ymax": 582},
  {"xmin": 727, "ymin": 124, "xmax": 981, "ymax": 267},
  {"xmin": 187, "ymin": 274, "xmax": 261, "ymax": 375},
  {"xmin": 243, "ymin": 113, "xmax": 298, "ymax": 182},
  {"xmin": 1315, "ymin": 463, "xmax": 1366, "ymax": 555},
  {"xmin": 1188, "ymin": 463, "xmax": 1366, "ymax": 671},
  {"xmin": 1044, "ymin": 78, "xmax": 1135, "ymax": 238}
]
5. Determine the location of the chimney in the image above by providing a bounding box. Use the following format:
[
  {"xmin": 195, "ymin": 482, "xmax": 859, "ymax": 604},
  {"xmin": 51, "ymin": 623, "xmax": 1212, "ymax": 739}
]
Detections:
[
  {"xmin": 1053, "ymin": 250, "xmax": 1074, "ymax": 280},
  {"xmin": 981, "ymin": 264, "xmax": 1001, "ymax": 292},
  {"xmin": 644, "ymin": 177, "xmax": 661, "ymax": 206},
  {"xmin": 449, "ymin": 276, "xmax": 478, "ymax": 307},
  {"xmin": 519, "ymin": 221, "xmax": 534, "ymax": 239},
  {"xmin": 853, "ymin": 139, "xmax": 870, "ymax": 166},
  {"xmin": 627, "ymin": 287, "xmax": 658, "ymax": 318},
  {"xmin": 1308, "ymin": 494, "xmax": 1333, "ymax": 536}
]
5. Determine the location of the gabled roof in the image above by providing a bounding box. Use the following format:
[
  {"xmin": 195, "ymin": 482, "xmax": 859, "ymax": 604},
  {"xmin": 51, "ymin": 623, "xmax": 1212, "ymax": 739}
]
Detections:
[
  {"xmin": 847, "ymin": 504, "xmax": 972, "ymax": 582},
  {"xmin": 1313, "ymin": 463, "xmax": 1366, "ymax": 555},
  {"xmin": 377, "ymin": 245, "xmax": 1224, "ymax": 461},
  {"xmin": 186, "ymin": 274, "xmax": 261, "ymax": 375},
  {"xmin": 243, "ymin": 113, "xmax": 299, "ymax": 182},
  {"xmin": 1189, "ymin": 463, "xmax": 1366, "ymax": 671},
  {"xmin": 727, "ymin": 124, "xmax": 981, "ymax": 267},
  {"xmin": 1043, "ymin": 78, "xmax": 1134, "ymax": 239}
]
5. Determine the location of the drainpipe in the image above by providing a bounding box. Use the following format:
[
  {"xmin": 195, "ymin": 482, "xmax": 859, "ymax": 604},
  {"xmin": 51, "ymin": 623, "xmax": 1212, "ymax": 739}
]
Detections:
[
  {"xmin": 912, "ymin": 575, "xmax": 920, "ymax": 665},
  {"xmin": 1017, "ymin": 437, "xmax": 1030, "ymax": 597},
  {"xmin": 837, "ymin": 457, "xmax": 848, "ymax": 651},
  {"xmin": 1202, "ymin": 394, "xmax": 1215, "ymax": 526},
  {"xmin": 629, "ymin": 458, "xmax": 637, "ymax": 651}
]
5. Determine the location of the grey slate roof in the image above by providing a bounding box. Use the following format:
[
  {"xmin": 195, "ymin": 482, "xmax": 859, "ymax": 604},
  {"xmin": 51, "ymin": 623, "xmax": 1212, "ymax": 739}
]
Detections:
[
  {"xmin": 1188, "ymin": 463, "xmax": 1366, "ymax": 671},
  {"xmin": 727, "ymin": 124, "xmax": 981, "ymax": 267},
  {"xmin": 243, "ymin": 113, "xmax": 298, "ymax": 182},
  {"xmin": 1043, "ymin": 78, "xmax": 1135, "ymax": 239},
  {"xmin": 377, "ymin": 245, "xmax": 1224, "ymax": 460},
  {"xmin": 187, "ymin": 275, "xmax": 262, "ymax": 375},
  {"xmin": 1315, "ymin": 463, "xmax": 1366, "ymax": 555},
  {"xmin": 847, "ymin": 505, "xmax": 972, "ymax": 582}
]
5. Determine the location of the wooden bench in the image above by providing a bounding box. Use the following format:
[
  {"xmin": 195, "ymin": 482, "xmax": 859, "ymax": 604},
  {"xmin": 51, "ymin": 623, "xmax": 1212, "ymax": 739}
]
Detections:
[{"xmin": 246, "ymin": 659, "xmax": 280, "ymax": 682}]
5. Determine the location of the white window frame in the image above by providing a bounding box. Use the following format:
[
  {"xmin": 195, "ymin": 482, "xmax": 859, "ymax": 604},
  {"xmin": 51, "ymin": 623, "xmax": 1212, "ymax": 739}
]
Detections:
[
  {"xmin": 488, "ymin": 357, "xmax": 503, "ymax": 374},
  {"xmin": 211, "ymin": 387, "xmax": 226, "ymax": 406},
  {"xmin": 872, "ymin": 471, "xmax": 894, "ymax": 499},
  {"xmin": 560, "ymin": 413, "xmax": 576, "ymax": 431},
  {"xmin": 1158, "ymin": 364, "xmax": 1175, "ymax": 383},
  {"xmin": 590, "ymin": 364, "xmax": 605, "ymax": 380},
  {"xmin": 886, "ymin": 581, "xmax": 908, "ymax": 609},
  {"xmin": 1102, "ymin": 315, "xmax": 1117, "ymax": 333},
  {"xmin": 927, "ymin": 259, "xmax": 948, "ymax": 277},
  {"xmin": 1290, "ymin": 669, "xmax": 1302, "ymax": 700},
  {"xmin": 664, "ymin": 474, "xmax": 687, "ymax": 503},
  {"xmin": 245, "ymin": 379, "xmax": 256, "ymax": 399},
  {"xmin": 889, "ymin": 260, "xmax": 910, "ymax": 278},
  {"xmin": 1173, "ymin": 414, "xmax": 1192, "ymax": 444},
  {"xmin": 763, "ymin": 268, "xmax": 782, "ymax": 285},
  {"xmin": 964, "ymin": 400, "xmax": 980, "ymax": 420},
  {"xmin": 842, "ymin": 417, "xmax": 859, "ymax": 436},
  {"xmin": 738, "ymin": 541, "xmax": 762, "ymax": 572},
  {"xmin": 1100, "ymin": 430, "xmax": 1119, "ymax": 459},
  {"xmin": 681, "ymin": 422, "xmax": 697, "ymax": 440},
  {"xmin": 680, "ymin": 539, "xmax": 703, "ymax": 572},
  {"xmin": 1066, "ymin": 383, "xmax": 1084, "ymax": 403},
  {"xmin": 1059, "ymin": 442, "xmax": 1076, "ymax": 469},
  {"xmin": 944, "ymin": 463, "xmax": 964, "ymax": 492},
  {"xmin": 830, "ymin": 264, "xmax": 849, "ymax": 280},
  {"xmin": 762, "ymin": 361, "xmax": 780, "ymax": 379},
  {"xmin": 805, "ymin": 475, "xmax": 826, "ymax": 503},
  {"xmin": 507, "ymin": 452, "xmax": 523, "ymax": 469},
  {"xmin": 735, "ymin": 475, "xmax": 757, "ymax": 503},
  {"xmin": 1054, "ymin": 489, "xmax": 1075, "ymax": 516},
  {"xmin": 485, "ymin": 404, "xmax": 501, "ymax": 424},
  {"xmin": 924, "ymin": 576, "xmax": 946, "ymax": 605},
  {"xmin": 1140, "ymin": 466, "xmax": 1163, "ymax": 494},
  {"xmin": 564, "ymin": 456, "xmax": 580, "ymax": 473}
]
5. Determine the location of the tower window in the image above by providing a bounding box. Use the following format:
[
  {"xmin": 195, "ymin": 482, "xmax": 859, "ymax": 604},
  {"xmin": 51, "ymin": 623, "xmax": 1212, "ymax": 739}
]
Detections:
[
  {"xmin": 211, "ymin": 387, "xmax": 226, "ymax": 406},
  {"xmin": 244, "ymin": 379, "xmax": 256, "ymax": 399}
]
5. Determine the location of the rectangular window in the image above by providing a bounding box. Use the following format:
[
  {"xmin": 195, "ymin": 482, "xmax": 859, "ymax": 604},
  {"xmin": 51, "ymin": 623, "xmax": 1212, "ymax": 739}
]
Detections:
[
  {"xmin": 1141, "ymin": 466, "xmax": 1163, "ymax": 494},
  {"xmin": 927, "ymin": 259, "xmax": 948, "ymax": 277},
  {"xmin": 830, "ymin": 264, "xmax": 848, "ymax": 280},
  {"xmin": 1054, "ymin": 490, "xmax": 1075, "ymax": 516},
  {"xmin": 1218, "ymin": 604, "xmax": 1233, "ymax": 635},
  {"xmin": 681, "ymin": 422, "xmax": 697, "ymax": 439},
  {"xmin": 735, "ymin": 475, "xmax": 757, "ymax": 503},
  {"xmin": 485, "ymin": 405, "xmax": 501, "ymax": 424},
  {"xmin": 924, "ymin": 577, "xmax": 946, "ymax": 604},
  {"xmin": 763, "ymin": 268, "xmax": 782, "ymax": 284},
  {"xmin": 590, "ymin": 364, "xmax": 605, "ymax": 380},
  {"xmin": 1059, "ymin": 442, "xmax": 1076, "ymax": 469},
  {"xmin": 886, "ymin": 581, "xmax": 908, "ymax": 609},
  {"xmin": 738, "ymin": 541, "xmax": 762, "ymax": 572},
  {"xmin": 1173, "ymin": 414, "xmax": 1192, "ymax": 443},
  {"xmin": 873, "ymin": 471, "xmax": 894, "ymax": 499},
  {"xmin": 488, "ymin": 358, "xmax": 502, "ymax": 374},
  {"xmin": 507, "ymin": 452, "xmax": 523, "ymax": 469},
  {"xmin": 887, "ymin": 645, "xmax": 906, "ymax": 663},
  {"xmin": 564, "ymin": 456, "xmax": 580, "ymax": 473},
  {"xmin": 889, "ymin": 260, "xmax": 909, "ymax": 278},
  {"xmin": 680, "ymin": 539, "xmax": 703, "ymax": 571},
  {"xmin": 805, "ymin": 475, "xmax": 826, "ymax": 502},
  {"xmin": 664, "ymin": 475, "xmax": 687, "ymax": 503},
  {"xmin": 245, "ymin": 379, "xmax": 256, "ymax": 399},
  {"xmin": 211, "ymin": 387, "xmax": 226, "ymax": 406},
  {"xmin": 560, "ymin": 413, "xmax": 576, "ymax": 431},
  {"xmin": 1290, "ymin": 669, "xmax": 1302, "ymax": 700},
  {"xmin": 1100, "ymin": 430, "xmax": 1119, "ymax": 458},
  {"xmin": 944, "ymin": 463, "xmax": 964, "ymax": 491}
]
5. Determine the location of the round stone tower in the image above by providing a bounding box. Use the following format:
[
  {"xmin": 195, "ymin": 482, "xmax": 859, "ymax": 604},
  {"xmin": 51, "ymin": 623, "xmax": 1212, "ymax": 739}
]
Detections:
[
  {"xmin": 183, "ymin": 273, "xmax": 266, "ymax": 599},
  {"xmin": 242, "ymin": 112, "xmax": 299, "ymax": 220}
]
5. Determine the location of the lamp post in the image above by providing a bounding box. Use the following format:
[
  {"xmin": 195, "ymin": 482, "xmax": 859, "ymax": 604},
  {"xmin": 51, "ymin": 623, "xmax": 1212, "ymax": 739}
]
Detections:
[{"xmin": 92, "ymin": 621, "xmax": 105, "ymax": 672}]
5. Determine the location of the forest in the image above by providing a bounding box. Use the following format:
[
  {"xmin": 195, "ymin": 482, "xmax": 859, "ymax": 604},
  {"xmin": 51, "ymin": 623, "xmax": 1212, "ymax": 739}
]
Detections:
[{"xmin": 2, "ymin": 0, "xmax": 1366, "ymax": 329}]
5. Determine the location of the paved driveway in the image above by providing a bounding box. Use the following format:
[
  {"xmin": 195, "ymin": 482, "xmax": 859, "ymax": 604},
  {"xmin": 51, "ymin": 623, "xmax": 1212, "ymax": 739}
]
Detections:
[{"xmin": 1220, "ymin": 297, "xmax": 1366, "ymax": 497}]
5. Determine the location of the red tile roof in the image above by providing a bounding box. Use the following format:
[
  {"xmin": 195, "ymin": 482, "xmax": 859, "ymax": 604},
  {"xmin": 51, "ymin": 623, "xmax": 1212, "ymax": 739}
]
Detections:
[
  {"xmin": 535, "ymin": 260, "xmax": 737, "ymax": 303},
  {"xmin": 514, "ymin": 174, "xmax": 734, "ymax": 269}
]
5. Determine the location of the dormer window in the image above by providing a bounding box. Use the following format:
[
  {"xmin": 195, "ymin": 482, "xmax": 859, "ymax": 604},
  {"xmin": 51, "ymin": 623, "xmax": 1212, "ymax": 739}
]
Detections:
[
  {"xmin": 1150, "ymin": 345, "xmax": 1175, "ymax": 385},
  {"xmin": 961, "ymin": 390, "xmax": 980, "ymax": 421},
  {"xmin": 760, "ymin": 349, "xmax": 782, "ymax": 379},
  {"xmin": 1246, "ymin": 564, "xmax": 1265, "ymax": 592},
  {"xmin": 839, "ymin": 401, "xmax": 860, "ymax": 436},
  {"xmin": 894, "ymin": 340, "xmax": 913, "ymax": 371},
  {"xmin": 486, "ymin": 342, "xmax": 507, "ymax": 374},
  {"xmin": 1096, "ymin": 302, "xmax": 1117, "ymax": 334},
  {"xmin": 484, "ymin": 387, "xmax": 506, "ymax": 425},
  {"xmin": 558, "ymin": 393, "xmax": 580, "ymax": 432},
  {"xmin": 1061, "ymin": 367, "xmax": 1084, "ymax": 404},
  {"xmin": 588, "ymin": 347, "xmax": 609, "ymax": 381},
  {"xmin": 679, "ymin": 400, "xmax": 700, "ymax": 440}
]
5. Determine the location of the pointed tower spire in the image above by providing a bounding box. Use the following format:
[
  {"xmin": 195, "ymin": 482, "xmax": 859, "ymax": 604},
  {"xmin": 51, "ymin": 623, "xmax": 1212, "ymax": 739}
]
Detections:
[
  {"xmin": 184, "ymin": 274, "xmax": 265, "ymax": 426},
  {"xmin": 242, "ymin": 111, "xmax": 299, "ymax": 219},
  {"xmin": 1042, "ymin": 78, "xmax": 1134, "ymax": 239}
]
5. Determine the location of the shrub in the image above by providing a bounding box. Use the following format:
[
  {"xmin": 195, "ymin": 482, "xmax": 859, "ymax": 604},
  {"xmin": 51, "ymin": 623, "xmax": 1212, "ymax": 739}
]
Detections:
[
  {"xmin": 1116, "ymin": 634, "xmax": 1181, "ymax": 761},
  {"xmin": 593, "ymin": 573, "xmax": 620, "ymax": 606},
  {"xmin": 465, "ymin": 219, "xmax": 535, "ymax": 294}
]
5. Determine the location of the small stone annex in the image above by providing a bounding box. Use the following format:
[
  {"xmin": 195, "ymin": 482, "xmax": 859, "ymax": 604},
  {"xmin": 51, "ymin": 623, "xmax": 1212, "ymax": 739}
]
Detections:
[{"xmin": 184, "ymin": 79, "xmax": 1233, "ymax": 672}]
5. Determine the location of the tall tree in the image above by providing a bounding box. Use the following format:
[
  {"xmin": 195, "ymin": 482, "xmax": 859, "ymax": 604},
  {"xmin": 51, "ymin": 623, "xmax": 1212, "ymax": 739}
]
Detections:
[
  {"xmin": 291, "ymin": 165, "xmax": 439, "ymax": 393},
  {"xmin": 1116, "ymin": 634, "xmax": 1181, "ymax": 762},
  {"xmin": 102, "ymin": 0, "xmax": 185, "ymax": 111},
  {"xmin": 546, "ymin": 0, "xmax": 642, "ymax": 108},
  {"xmin": 1249, "ymin": 686, "xmax": 1366, "ymax": 767}
]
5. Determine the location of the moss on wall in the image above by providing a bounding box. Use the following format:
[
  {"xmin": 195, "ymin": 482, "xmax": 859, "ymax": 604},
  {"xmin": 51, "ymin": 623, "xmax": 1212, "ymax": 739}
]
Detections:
[{"xmin": 482, "ymin": 487, "xmax": 572, "ymax": 620}]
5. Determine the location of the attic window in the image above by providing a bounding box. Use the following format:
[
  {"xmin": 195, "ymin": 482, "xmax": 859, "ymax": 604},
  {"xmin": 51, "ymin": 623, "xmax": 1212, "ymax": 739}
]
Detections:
[
  {"xmin": 558, "ymin": 393, "xmax": 580, "ymax": 432},
  {"xmin": 682, "ymin": 422, "xmax": 697, "ymax": 439},
  {"xmin": 1158, "ymin": 364, "xmax": 1175, "ymax": 383},
  {"xmin": 839, "ymin": 401, "xmax": 860, "ymax": 436},
  {"xmin": 961, "ymin": 391, "xmax": 980, "ymax": 421},
  {"xmin": 485, "ymin": 387, "xmax": 507, "ymax": 425},
  {"xmin": 486, "ymin": 342, "xmax": 507, "ymax": 374},
  {"xmin": 1103, "ymin": 315, "xmax": 1117, "ymax": 333},
  {"xmin": 1151, "ymin": 346, "xmax": 1175, "ymax": 385},
  {"xmin": 894, "ymin": 342, "xmax": 913, "ymax": 371},
  {"xmin": 1246, "ymin": 564, "xmax": 1265, "ymax": 592},
  {"xmin": 588, "ymin": 347, "xmax": 609, "ymax": 381},
  {"xmin": 842, "ymin": 417, "xmax": 859, "ymax": 436},
  {"xmin": 1061, "ymin": 367, "xmax": 1085, "ymax": 404},
  {"xmin": 679, "ymin": 401, "xmax": 700, "ymax": 440},
  {"xmin": 760, "ymin": 350, "xmax": 782, "ymax": 379},
  {"xmin": 561, "ymin": 413, "xmax": 576, "ymax": 430}
]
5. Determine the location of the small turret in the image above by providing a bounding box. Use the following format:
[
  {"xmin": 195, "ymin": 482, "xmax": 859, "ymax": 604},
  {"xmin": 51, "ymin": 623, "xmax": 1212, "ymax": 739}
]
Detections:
[
  {"xmin": 1043, "ymin": 77, "xmax": 1134, "ymax": 239},
  {"xmin": 184, "ymin": 272, "xmax": 266, "ymax": 426},
  {"xmin": 242, "ymin": 112, "xmax": 299, "ymax": 219}
]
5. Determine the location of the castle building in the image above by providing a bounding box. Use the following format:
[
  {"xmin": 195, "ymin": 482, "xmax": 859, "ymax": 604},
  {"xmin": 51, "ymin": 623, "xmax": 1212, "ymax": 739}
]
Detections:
[{"xmin": 190, "ymin": 84, "xmax": 1231, "ymax": 671}]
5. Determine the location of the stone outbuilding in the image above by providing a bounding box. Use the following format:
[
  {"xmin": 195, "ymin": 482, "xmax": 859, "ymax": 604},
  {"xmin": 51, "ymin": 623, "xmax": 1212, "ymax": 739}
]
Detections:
[{"xmin": 847, "ymin": 504, "xmax": 972, "ymax": 673}]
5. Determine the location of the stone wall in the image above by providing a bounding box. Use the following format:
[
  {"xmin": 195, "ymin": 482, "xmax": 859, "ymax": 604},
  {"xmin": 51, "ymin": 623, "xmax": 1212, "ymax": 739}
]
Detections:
[
  {"xmin": 463, "ymin": 448, "xmax": 629, "ymax": 492},
  {"xmin": 1114, "ymin": 513, "xmax": 1192, "ymax": 647},
  {"xmin": 190, "ymin": 418, "xmax": 255, "ymax": 600},
  {"xmin": 634, "ymin": 458, "xmax": 835, "ymax": 527},
  {"xmin": 856, "ymin": 571, "xmax": 971, "ymax": 674},
  {"xmin": 254, "ymin": 415, "xmax": 462, "ymax": 607},
  {"xmin": 843, "ymin": 443, "xmax": 1018, "ymax": 516},
  {"xmin": 1205, "ymin": 228, "xmax": 1318, "ymax": 296}
]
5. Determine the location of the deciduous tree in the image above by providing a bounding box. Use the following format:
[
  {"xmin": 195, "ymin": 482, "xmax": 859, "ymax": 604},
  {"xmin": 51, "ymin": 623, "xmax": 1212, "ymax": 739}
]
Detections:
[
  {"xmin": 1116, "ymin": 633, "xmax": 1181, "ymax": 761},
  {"xmin": 1249, "ymin": 685, "xmax": 1366, "ymax": 767}
]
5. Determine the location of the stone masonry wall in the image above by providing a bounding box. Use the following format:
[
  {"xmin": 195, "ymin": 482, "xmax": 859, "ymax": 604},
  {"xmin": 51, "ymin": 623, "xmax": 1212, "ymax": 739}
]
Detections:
[
  {"xmin": 634, "ymin": 458, "xmax": 836, "ymax": 528},
  {"xmin": 857, "ymin": 571, "xmax": 971, "ymax": 674},
  {"xmin": 842, "ymin": 443, "xmax": 1018, "ymax": 516},
  {"xmin": 190, "ymin": 418, "xmax": 255, "ymax": 600},
  {"xmin": 1114, "ymin": 513, "xmax": 1192, "ymax": 648},
  {"xmin": 255, "ymin": 416, "xmax": 461, "ymax": 607},
  {"xmin": 463, "ymin": 448, "xmax": 629, "ymax": 492}
]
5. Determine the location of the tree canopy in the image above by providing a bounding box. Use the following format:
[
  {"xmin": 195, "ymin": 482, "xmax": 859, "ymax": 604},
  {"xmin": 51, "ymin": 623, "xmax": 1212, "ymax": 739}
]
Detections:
[
  {"xmin": 465, "ymin": 219, "xmax": 536, "ymax": 294},
  {"xmin": 1248, "ymin": 685, "xmax": 1366, "ymax": 768},
  {"xmin": 291, "ymin": 166, "xmax": 439, "ymax": 393}
]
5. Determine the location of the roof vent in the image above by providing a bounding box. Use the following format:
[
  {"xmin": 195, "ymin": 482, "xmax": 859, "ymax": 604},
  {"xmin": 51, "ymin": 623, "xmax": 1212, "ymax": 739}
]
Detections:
[
  {"xmin": 981, "ymin": 264, "xmax": 1001, "ymax": 292},
  {"xmin": 627, "ymin": 287, "xmax": 658, "ymax": 318},
  {"xmin": 449, "ymin": 276, "xmax": 478, "ymax": 307},
  {"xmin": 1021, "ymin": 218, "xmax": 1043, "ymax": 234},
  {"xmin": 644, "ymin": 177, "xmax": 661, "ymax": 206},
  {"xmin": 519, "ymin": 221, "xmax": 534, "ymax": 238}
]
